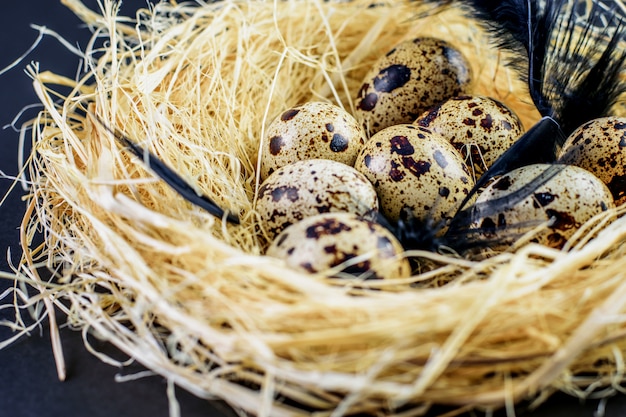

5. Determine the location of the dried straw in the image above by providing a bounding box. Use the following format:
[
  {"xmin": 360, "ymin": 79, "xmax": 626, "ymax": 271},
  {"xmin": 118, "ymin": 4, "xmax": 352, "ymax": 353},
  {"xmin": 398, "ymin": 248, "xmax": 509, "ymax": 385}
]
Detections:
[{"xmin": 7, "ymin": 0, "xmax": 626, "ymax": 416}]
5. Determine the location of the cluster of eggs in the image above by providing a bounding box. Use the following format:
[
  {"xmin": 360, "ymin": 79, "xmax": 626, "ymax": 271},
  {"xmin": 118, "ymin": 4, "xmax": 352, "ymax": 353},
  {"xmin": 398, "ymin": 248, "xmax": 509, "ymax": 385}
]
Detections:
[
  {"xmin": 256, "ymin": 102, "xmax": 412, "ymax": 280},
  {"xmin": 256, "ymin": 36, "xmax": 624, "ymax": 280}
]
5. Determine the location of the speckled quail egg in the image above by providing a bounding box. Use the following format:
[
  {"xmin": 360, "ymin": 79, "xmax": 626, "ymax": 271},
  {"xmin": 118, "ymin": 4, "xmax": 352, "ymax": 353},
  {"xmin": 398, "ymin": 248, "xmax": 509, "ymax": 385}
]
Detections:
[
  {"xmin": 266, "ymin": 212, "xmax": 411, "ymax": 279},
  {"xmin": 472, "ymin": 164, "xmax": 615, "ymax": 248},
  {"xmin": 354, "ymin": 124, "xmax": 474, "ymax": 223},
  {"xmin": 558, "ymin": 117, "xmax": 626, "ymax": 205},
  {"xmin": 414, "ymin": 95, "xmax": 524, "ymax": 180},
  {"xmin": 260, "ymin": 101, "xmax": 367, "ymax": 180},
  {"xmin": 256, "ymin": 159, "xmax": 379, "ymax": 239},
  {"xmin": 355, "ymin": 37, "xmax": 472, "ymax": 136}
]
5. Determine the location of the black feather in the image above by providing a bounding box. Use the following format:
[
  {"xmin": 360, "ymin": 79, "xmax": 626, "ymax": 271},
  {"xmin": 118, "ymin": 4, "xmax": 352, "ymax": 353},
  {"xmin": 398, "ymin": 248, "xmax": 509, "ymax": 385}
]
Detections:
[{"xmin": 92, "ymin": 115, "xmax": 240, "ymax": 224}]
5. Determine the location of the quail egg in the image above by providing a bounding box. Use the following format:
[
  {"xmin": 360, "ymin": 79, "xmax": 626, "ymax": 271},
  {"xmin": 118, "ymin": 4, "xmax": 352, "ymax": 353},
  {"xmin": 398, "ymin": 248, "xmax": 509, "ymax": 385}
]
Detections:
[
  {"xmin": 355, "ymin": 37, "xmax": 472, "ymax": 136},
  {"xmin": 414, "ymin": 95, "xmax": 524, "ymax": 180},
  {"xmin": 260, "ymin": 101, "xmax": 366, "ymax": 180},
  {"xmin": 558, "ymin": 116, "xmax": 626, "ymax": 205},
  {"xmin": 266, "ymin": 212, "xmax": 411, "ymax": 279},
  {"xmin": 354, "ymin": 124, "xmax": 474, "ymax": 223},
  {"xmin": 472, "ymin": 164, "xmax": 615, "ymax": 248},
  {"xmin": 256, "ymin": 159, "xmax": 379, "ymax": 239}
]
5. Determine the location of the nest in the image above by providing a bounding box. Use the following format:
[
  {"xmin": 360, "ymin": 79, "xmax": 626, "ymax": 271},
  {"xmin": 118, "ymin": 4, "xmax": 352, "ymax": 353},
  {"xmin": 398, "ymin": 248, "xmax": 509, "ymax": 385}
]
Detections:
[{"xmin": 9, "ymin": 0, "xmax": 626, "ymax": 415}]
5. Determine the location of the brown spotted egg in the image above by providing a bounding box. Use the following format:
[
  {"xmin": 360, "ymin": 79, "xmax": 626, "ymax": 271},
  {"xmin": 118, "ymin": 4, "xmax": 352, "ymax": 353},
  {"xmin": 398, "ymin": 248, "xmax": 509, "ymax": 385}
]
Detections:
[
  {"xmin": 266, "ymin": 212, "xmax": 411, "ymax": 279},
  {"xmin": 414, "ymin": 95, "xmax": 524, "ymax": 180},
  {"xmin": 256, "ymin": 159, "xmax": 379, "ymax": 239},
  {"xmin": 354, "ymin": 124, "xmax": 474, "ymax": 223},
  {"xmin": 558, "ymin": 117, "xmax": 626, "ymax": 205},
  {"xmin": 260, "ymin": 101, "xmax": 366, "ymax": 180},
  {"xmin": 472, "ymin": 164, "xmax": 615, "ymax": 248},
  {"xmin": 355, "ymin": 37, "xmax": 472, "ymax": 136}
]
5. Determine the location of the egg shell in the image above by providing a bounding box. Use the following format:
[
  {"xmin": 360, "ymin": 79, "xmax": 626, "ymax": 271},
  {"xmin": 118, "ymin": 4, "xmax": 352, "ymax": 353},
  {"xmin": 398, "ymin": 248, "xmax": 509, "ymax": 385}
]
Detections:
[
  {"xmin": 473, "ymin": 164, "xmax": 615, "ymax": 248},
  {"xmin": 260, "ymin": 101, "xmax": 366, "ymax": 180},
  {"xmin": 354, "ymin": 124, "xmax": 474, "ymax": 223},
  {"xmin": 266, "ymin": 212, "xmax": 411, "ymax": 279},
  {"xmin": 355, "ymin": 37, "xmax": 472, "ymax": 136},
  {"xmin": 256, "ymin": 159, "xmax": 379, "ymax": 239},
  {"xmin": 415, "ymin": 95, "xmax": 524, "ymax": 180},
  {"xmin": 558, "ymin": 116, "xmax": 626, "ymax": 205}
]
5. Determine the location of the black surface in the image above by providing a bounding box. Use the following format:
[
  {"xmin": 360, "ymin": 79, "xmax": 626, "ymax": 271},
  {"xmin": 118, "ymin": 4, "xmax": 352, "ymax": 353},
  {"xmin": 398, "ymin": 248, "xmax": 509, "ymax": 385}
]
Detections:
[{"xmin": 1, "ymin": 1, "xmax": 626, "ymax": 417}]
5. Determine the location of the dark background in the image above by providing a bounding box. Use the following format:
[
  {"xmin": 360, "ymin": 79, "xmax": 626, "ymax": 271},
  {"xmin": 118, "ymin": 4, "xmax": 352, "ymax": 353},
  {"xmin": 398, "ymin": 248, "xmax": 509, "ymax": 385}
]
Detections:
[{"xmin": 1, "ymin": 1, "xmax": 625, "ymax": 416}]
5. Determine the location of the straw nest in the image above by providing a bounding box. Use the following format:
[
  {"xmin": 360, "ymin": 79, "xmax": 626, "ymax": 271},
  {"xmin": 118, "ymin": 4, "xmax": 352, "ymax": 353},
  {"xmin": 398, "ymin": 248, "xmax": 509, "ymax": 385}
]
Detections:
[{"xmin": 10, "ymin": 0, "xmax": 626, "ymax": 415}]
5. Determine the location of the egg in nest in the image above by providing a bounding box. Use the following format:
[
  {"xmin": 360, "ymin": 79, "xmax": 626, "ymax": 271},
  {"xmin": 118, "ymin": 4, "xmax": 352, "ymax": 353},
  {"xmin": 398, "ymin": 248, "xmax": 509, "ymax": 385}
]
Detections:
[
  {"xmin": 354, "ymin": 124, "xmax": 474, "ymax": 224},
  {"xmin": 472, "ymin": 164, "xmax": 615, "ymax": 248},
  {"xmin": 260, "ymin": 101, "xmax": 366, "ymax": 180},
  {"xmin": 256, "ymin": 159, "xmax": 378, "ymax": 240},
  {"xmin": 266, "ymin": 212, "xmax": 411, "ymax": 280},
  {"xmin": 355, "ymin": 37, "xmax": 472, "ymax": 136}
]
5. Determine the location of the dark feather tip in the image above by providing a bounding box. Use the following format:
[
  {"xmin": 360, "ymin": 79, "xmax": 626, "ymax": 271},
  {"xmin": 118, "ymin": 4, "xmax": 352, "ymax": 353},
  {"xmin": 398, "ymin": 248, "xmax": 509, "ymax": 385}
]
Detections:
[{"xmin": 91, "ymin": 114, "xmax": 240, "ymax": 225}]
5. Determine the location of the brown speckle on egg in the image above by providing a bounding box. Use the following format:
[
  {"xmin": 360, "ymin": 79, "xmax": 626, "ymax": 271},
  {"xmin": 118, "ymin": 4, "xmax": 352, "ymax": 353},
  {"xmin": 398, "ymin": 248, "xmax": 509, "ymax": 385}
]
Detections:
[
  {"xmin": 268, "ymin": 186, "xmax": 299, "ymax": 202},
  {"xmin": 269, "ymin": 136, "xmax": 285, "ymax": 156},
  {"xmin": 281, "ymin": 108, "xmax": 300, "ymax": 121},
  {"xmin": 402, "ymin": 157, "xmax": 431, "ymax": 178},
  {"xmin": 390, "ymin": 135, "xmax": 415, "ymax": 155},
  {"xmin": 306, "ymin": 216, "xmax": 353, "ymax": 238},
  {"xmin": 372, "ymin": 64, "xmax": 412, "ymax": 92},
  {"xmin": 355, "ymin": 37, "xmax": 472, "ymax": 136}
]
